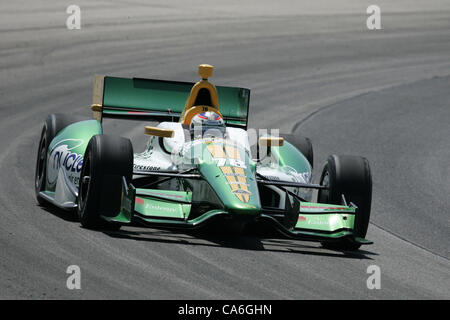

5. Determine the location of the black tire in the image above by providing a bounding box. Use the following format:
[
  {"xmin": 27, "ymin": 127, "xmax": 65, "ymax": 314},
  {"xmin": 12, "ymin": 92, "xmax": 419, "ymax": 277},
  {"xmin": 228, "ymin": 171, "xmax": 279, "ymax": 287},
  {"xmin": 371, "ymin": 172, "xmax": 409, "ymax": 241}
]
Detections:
[
  {"xmin": 317, "ymin": 155, "xmax": 372, "ymax": 250},
  {"xmin": 77, "ymin": 134, "xmax": 133, "ymax": 230},
  {"xmin": 35, "ymin": 113, "xmax": 88, "ymax": 206},
  {"xmin": 283, "ymin": 133, "xmax": 314, "ymax": 168}
]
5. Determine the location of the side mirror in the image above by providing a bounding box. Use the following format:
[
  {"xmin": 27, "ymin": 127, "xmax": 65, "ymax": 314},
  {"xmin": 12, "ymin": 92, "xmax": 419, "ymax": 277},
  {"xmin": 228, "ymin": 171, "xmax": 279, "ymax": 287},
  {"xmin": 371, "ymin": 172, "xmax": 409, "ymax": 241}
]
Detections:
[{"xmin": 144, "ymin": 126, "xmax": 174, "ymax": 138}]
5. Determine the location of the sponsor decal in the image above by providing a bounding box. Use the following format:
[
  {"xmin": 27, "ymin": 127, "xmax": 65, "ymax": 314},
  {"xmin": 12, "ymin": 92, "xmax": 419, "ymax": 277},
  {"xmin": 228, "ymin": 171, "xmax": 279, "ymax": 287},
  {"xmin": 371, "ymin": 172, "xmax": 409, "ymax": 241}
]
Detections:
[
  {"xmin": 135, "ymin": 197, "xmax": 177, "ymax": 213},
  {"xmin": 48, "ymin": 139, "xmax": 84, "ymax": 187},
  {"xmin": 307, "ymin": 218, "xmax": 330, "ymax": 226},
  {"xmin": 133, "ymin": 164, "xmax": 161, "ymax": 171},
  {"xmin": 68, "ymin": 175, "xmax": 80, "ymax": 186},
  {"xmin": 145, "ymin": 203, "xmax": 176, "ymax": 213}
]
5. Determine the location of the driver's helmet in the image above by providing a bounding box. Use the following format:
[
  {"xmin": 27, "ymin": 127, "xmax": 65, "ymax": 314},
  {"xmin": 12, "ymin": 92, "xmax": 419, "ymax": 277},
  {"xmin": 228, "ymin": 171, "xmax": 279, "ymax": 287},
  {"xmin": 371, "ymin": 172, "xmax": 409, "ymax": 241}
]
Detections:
[{"xmin": 190, "ymin": 111, "xmax": 226, "ymax": 139}]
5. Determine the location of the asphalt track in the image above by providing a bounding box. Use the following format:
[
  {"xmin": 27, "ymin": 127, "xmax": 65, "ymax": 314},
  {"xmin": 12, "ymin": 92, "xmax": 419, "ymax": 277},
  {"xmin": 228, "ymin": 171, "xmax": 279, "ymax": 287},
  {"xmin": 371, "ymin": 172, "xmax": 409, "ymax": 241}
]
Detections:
[{"xmin": 0, "ymin": 0, "xmax": 449, "ymax": 299}]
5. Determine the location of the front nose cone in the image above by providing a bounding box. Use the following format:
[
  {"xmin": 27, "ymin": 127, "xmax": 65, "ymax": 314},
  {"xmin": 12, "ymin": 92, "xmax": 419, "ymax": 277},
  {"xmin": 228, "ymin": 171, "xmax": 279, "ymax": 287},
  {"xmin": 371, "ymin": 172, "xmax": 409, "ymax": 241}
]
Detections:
[{"xmin": 225, "ymin": 201, "xmax": 261, "ymax": 216}]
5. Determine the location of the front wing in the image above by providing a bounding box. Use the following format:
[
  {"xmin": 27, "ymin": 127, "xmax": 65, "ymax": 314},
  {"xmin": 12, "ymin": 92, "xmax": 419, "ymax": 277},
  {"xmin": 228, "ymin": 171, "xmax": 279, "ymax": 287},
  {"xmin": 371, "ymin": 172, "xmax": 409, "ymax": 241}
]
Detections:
[{"xmin": 101, "ymin": 177, "xmax": 372, "ymax": 245}]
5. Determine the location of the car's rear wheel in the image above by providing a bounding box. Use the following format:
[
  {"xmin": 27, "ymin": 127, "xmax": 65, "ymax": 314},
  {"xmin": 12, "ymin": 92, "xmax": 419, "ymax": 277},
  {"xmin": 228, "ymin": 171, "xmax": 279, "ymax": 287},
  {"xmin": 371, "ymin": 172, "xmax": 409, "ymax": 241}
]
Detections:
[
  {"xmin": 283, "ymin": 133, "xmax": 314, "ymax": 168},
  {"xmin": 317, "ymin": 155, "xmax": 372, "ymax": 250},
  {"xmin": 77, "ymin": 134, "xmax": 133, "ymax": 230},
  {"xmin": 35, "ymin": 114, "xmax": 88, "ymax": 206}
]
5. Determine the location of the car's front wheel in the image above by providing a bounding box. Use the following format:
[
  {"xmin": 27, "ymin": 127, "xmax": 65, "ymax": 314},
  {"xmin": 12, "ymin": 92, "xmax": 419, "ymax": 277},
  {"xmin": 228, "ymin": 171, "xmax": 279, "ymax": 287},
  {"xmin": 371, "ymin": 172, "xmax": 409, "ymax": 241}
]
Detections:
[
  {"xmin": 317, "ymin": 155, "xmax": 372, "ymax": 250},
  {"xmin": 77, "ymin": 134, "xmax": 133, "ymax": 230}
]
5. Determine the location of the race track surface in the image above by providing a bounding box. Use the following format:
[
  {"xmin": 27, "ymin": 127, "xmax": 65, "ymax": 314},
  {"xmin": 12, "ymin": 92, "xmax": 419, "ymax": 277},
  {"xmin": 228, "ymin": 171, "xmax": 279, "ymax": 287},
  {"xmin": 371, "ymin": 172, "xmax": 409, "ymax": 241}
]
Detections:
[{"xmin": 0, "ymin": 0, "xmax": 449, "ymax": 299}]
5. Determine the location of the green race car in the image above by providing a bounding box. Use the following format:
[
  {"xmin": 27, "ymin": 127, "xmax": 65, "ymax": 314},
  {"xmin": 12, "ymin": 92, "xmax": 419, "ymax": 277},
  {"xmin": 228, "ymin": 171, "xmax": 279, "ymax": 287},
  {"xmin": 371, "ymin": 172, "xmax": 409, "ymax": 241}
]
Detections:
[{"xmin": 35, "ymin": 64, "xmax": 372, "ymax": 250}]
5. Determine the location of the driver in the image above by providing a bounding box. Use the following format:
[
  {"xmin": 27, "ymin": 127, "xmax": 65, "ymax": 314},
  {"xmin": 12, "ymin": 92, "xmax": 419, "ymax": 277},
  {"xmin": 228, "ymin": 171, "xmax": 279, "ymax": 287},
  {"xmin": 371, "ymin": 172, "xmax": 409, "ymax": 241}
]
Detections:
[{"xmin": 189, "ymin": 111, "xmax": 226, "ymax": 139}]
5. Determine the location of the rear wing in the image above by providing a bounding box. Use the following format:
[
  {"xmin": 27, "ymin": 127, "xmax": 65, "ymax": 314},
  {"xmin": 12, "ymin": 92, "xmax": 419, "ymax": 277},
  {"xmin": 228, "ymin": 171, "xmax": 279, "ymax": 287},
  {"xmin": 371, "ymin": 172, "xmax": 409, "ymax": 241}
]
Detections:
[{"xmin": 91, "ymin": 75, "xmax": 251, "ymax": 128}]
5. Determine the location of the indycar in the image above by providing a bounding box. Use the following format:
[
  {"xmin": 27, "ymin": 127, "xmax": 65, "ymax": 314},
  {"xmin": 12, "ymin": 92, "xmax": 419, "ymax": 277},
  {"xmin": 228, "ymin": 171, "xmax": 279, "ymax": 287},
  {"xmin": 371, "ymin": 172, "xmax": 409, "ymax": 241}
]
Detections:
[{"xmin": 35, "ymin": 64, "xmax": 373, "ymax": 250}]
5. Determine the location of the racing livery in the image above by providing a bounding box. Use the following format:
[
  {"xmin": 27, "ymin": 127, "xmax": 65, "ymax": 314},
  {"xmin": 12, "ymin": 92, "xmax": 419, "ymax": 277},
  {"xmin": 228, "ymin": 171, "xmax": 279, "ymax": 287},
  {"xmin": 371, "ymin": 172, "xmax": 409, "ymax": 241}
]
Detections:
[{"xmin": 35, "ymin": 64, "xmax": 373, "ymax": 250}]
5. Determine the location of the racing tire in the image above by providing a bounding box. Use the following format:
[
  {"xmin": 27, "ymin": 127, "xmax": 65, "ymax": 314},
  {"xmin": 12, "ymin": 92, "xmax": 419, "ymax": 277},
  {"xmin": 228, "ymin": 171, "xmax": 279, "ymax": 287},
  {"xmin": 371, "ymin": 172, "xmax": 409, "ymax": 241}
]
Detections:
[
  {"xmin": 317, "ymin": 155, "xmax": 372, "ymax": 251},
  {"xmin": 283, "ymin": 133, "xmax": 314, "ymax": 168},
  {"xmin": 77, "ymin": 134, "xmax": 133, "ymax": 230},
  {"xmin": 35, "ymin": 113, "xmax": 88, "ymax": 206}
]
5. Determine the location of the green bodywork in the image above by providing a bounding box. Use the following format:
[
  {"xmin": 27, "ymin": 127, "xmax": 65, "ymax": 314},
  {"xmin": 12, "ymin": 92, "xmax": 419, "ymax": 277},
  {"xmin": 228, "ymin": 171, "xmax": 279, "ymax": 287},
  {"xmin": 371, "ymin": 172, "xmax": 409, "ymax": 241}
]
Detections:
[
  {"xmin": 41, "ymin": 77, "xmax": 368, "ymax": 243},
  {"xmin": 135, "ymin": 189, "xmax": 192, "ymax": 219},
  {"xmin": 296, "ymin": 203, "xmax": 355, "ymax": 235},
  {"xmin": 112, "ymin": 184, "xmax": 357, "ymax": 238},
  {"xmin": 107, "ymin": 137, "xmax": 358, "ymax": 239},
  {"xmin": 194, "ymin": 141, "xmax": 261, "ymax": 215},
  {"xmin": 46, "ymin": 120, "xmax": 102, "ymax": 191},
  {"xmin": 271, "ymin": 140, "xmax": 312, "ymax": 174}
]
